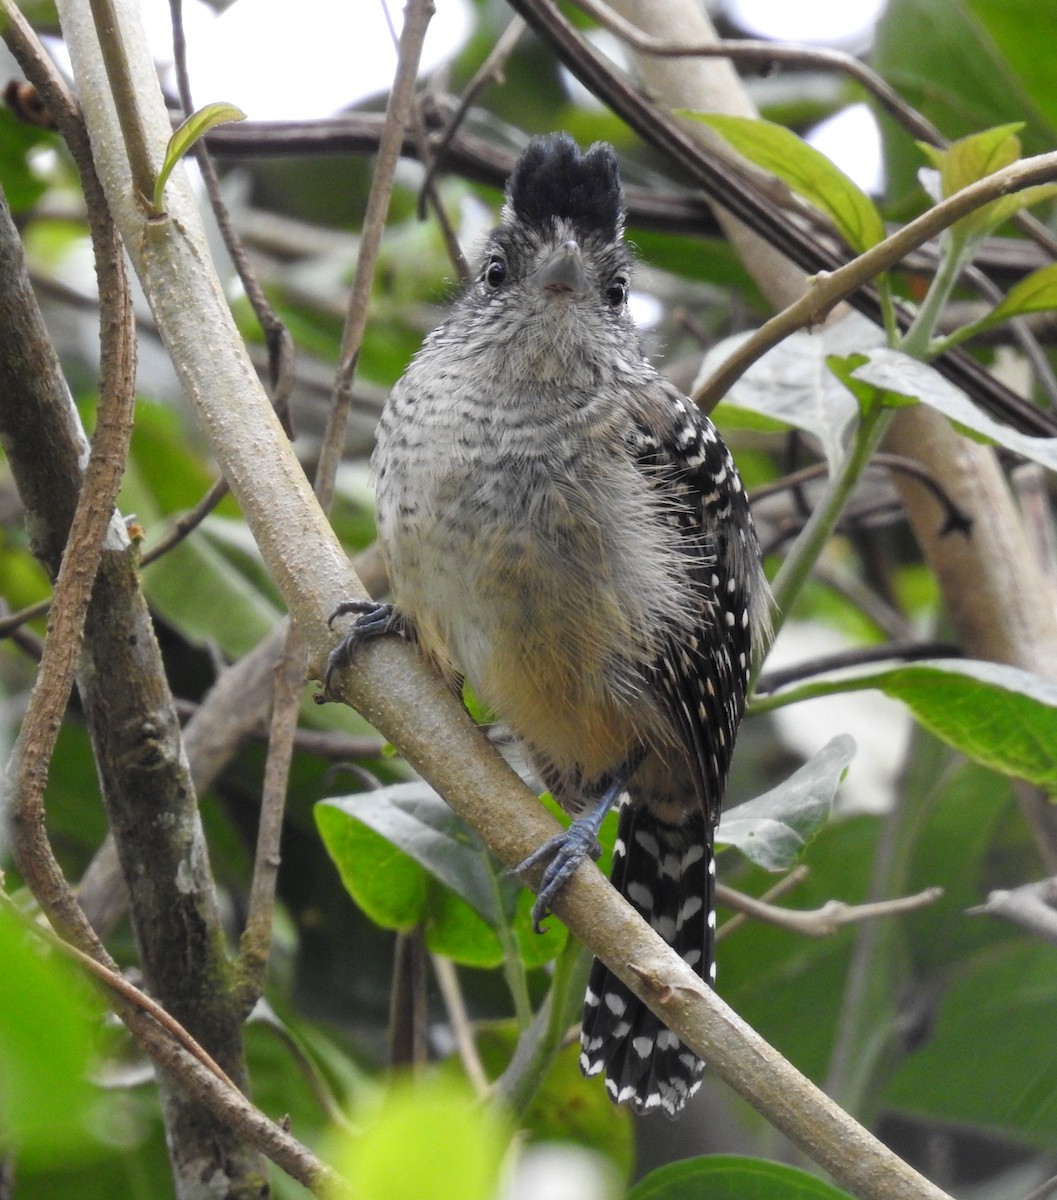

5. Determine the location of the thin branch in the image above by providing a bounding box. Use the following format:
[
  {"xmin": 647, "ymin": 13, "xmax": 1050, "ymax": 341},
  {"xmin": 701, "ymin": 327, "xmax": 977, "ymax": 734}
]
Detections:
[
  {"xmin": 320, "ymin": 0, "xmax": 435, "ymax": 511},
  {"xmin": 430, "ymin": 954, "xmax": 491, "ymax": 1096},
  {"xmin": 750, "ymin": 454, "xmax": 974, "ymax": 539},
  {"xmin": 0, "ymin": 54, "xmax": 137, "ymax": 956},
  {"xmin": 755, "ymin": 641, "xmax": 962, "ymax": 696},
  {"xmin": 87, "ymin": 0, "xmax": 155, "ymax": 207},
  {"xmin": 716, "ymin": 866, "xmax": 808, "ymax": 941},
  {"xmin": 140, "ymin": 476, "xmax": 229, "ymax": 565},
  {"xmin": 718, "ymin": 883, "xmax": 945, "ymax": 939},
  {"xmin": 235, "ymin": 624, "xmax": 305, "ymax": 1005},
  {"xmin": 1021, "ymin": 1170, "xmax": 1057, "ymax": 1200}
]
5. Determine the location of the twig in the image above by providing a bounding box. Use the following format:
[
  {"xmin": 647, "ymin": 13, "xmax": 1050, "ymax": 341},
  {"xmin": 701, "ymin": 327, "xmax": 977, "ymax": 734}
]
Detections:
[
  {"xmin": 140, "ymin": 476, "xmax": 229, "ymax": 565},
  {"xmin": 417, "ymin": 15, "xmax": 526, "ymax": 216},
  {"xmin": 1020, "ymin": 1170, "xmax": 1057, "ymax": 1200},
  {"xmin": 87, "ymin": 0, "xmax": 155, "ymax": 207},
  {"xmin": 755, "ymin": 641, "xmax": 962, "ymax": 695},
  {"xmin": 718, "ymin": 885, "xmax": 944, "ymax": 939},
  {"xmin": 716, "ymin": 866, "xmax": 808, "ymax": 941},
  {"xmin": 236, "ymin": 623, "xmax": 305, "ymax": 1005},
  {"xmin": 320, "ymin": 0, "xmax": 436, "ymax": 511},
  {"xmin": 431, "ymin": 954, "xmax": 491, "ymax": 1096},
  {"xmin": 0, "ymin": 39, "xmax": 137, "ymax": 951},
  {"xmin": 749, "ymin": 454, "xmax": 973, "ymax": 539}
]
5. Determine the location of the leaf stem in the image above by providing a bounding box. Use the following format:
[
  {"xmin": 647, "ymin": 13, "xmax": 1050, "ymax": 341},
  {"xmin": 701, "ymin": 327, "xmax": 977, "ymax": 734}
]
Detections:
[{"xmin": 765, "ymin": 407, "xmax": 893, "ymax": 644}]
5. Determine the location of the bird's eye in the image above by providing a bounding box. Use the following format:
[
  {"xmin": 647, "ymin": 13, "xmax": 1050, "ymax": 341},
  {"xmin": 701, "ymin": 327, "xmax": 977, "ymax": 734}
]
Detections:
[
  {"xmin": 606, "ymin": 276, "xmax": 628, "ymax": 309},
  {"xmin": 484, "ymin": 257, "xmax": 507, "ymax": 288}
]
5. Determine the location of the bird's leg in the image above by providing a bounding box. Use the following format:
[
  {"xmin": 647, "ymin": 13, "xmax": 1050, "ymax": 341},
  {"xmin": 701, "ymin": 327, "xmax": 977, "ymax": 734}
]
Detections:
[
  {"xmin": 517, "ymin": 750, "xmax": 645, "ymax": 932},
  {"xmin": 324, "ymin": 600, "xmax": 405, "ymax": 695}
]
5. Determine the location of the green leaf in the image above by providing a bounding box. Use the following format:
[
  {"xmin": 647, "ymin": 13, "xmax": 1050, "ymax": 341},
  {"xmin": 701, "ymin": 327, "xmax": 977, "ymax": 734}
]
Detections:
[
  {"xmin": 717, "ymin": 736, "xmax": 852, "ymax": 871},
  {"xmin": 968, "ymin": 0, "xmax": 1057, "ymax": 136},
  {"xmin": 758, "ymin": 658, "xmax": 1057, "ymax": 790},
  {"xmin": 883, "ymin": 942, "xmax": 1057, "ymax": 1150},
  {"xmin": 682, "ymin": 113, "xmax": 886, "ymax": 253},
  {"xmin": 315, "ymin": 785, "xmax": 566, "ymax": 969},
  {"xmin": 628, "ymin": 1155, "xmax": 855, "ymax": 1200},
  {"xmin": 333, "ymin": 1077, "xmax": 510, "ymax": 1200},
  {"xmin": 849, "ymin": 349, "xmax": 1057, "ymax": 473},
  {"xmin": 316, "ymin": 787, "xmax": 502, "ymax": 968},
  {"xmin": 152, "ymin": 102, "xmax": 246, "ymax": 214},
  {"xmin": 0, "ymin": 906, "xmax": 100, "ymax": 1163}
]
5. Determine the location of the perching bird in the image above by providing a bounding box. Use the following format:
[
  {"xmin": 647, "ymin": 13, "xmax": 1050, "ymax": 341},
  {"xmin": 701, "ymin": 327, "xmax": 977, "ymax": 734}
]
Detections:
[{"xmin": 328, "ymin": 133, "xmax": 770, "ymax": 1117}]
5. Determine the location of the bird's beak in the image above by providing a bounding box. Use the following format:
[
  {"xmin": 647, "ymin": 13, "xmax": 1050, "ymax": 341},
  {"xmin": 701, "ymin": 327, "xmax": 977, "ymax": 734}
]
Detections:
[{"xmin": 531, "ymin": 239, "xmax": 588, "ymax": 295}]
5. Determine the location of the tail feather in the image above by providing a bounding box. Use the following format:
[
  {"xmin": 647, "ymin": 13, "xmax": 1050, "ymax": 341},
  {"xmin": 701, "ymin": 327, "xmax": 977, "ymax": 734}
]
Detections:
[{"xmin": 579, "ymin": 802, "xmax": 714, "ymax": 1117}]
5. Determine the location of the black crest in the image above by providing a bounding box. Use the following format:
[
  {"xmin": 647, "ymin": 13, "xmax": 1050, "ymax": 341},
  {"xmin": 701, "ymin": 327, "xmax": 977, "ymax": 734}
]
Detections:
[{"xmin": 507, "ymin": 133, "xmax": 624, "ymax": 240}]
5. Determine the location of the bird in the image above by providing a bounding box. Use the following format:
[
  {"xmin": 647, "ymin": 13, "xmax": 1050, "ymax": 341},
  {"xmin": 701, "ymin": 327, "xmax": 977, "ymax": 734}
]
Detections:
[{"xmin": 327, "ymin": 132, "xmax": 771, "ymax": 1117}]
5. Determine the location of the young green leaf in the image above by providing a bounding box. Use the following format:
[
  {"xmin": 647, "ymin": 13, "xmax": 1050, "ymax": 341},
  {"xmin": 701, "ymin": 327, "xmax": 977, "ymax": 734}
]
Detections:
[
  {"xmin": 683, "ymin": 113, "xmax": 886, "ymax": 253},
  {"xmin": 717, "ymin": 735, "xmax": 852, "ymax": 870},
  {"xmin": 919, "ymin": 122, "xmax": 1024, "ymax": 199},
  {"xmin": 828, "ymin": 351, "xmax": 919, "ymax": 420},
  {"xmin": 152, "ymin": 101, "xmax": 246, "ymax": 215}
]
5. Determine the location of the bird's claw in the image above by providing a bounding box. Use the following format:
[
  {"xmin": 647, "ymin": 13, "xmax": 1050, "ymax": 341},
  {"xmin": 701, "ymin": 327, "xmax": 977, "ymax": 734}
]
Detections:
[
  {"xmin": 516, "ymin": 822, "xmax": 603, "ymax": 933},
  {"xmin": 323, "ymin": 600, "xmax": 399, "ymax": 697}
]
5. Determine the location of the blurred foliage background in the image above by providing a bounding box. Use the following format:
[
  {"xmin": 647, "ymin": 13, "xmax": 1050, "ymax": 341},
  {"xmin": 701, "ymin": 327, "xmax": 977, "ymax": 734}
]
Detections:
[{"xmin": 3, "ymin": 0, "xmax": 1057, "ymax": 1197}]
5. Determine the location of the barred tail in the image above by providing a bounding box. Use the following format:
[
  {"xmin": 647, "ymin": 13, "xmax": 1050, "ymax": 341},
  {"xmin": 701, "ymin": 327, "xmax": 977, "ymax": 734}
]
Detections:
[{"xmin": 578, "ymin": 803, "xmax": 714, "ymax": 1118}]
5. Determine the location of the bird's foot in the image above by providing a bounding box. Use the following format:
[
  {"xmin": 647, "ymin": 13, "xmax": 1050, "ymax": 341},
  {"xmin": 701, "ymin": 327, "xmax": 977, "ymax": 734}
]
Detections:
[
  {"xmin": 323, "ymin": 600, "xmax": 401, "ymax": 698},
  {"xmin": 516, "ymin": 818, "xmax": 604, "ymax": 933}
]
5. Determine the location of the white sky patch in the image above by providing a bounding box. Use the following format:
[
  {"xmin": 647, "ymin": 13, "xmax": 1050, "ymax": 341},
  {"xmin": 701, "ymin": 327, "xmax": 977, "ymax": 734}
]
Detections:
[
  {"xmin": 807, "ymin": 102, "xmax": 884, "ymax": 195},
  {"xmin": 144, "ymin": 0, "xmax": 472, "ymax": 120},
  {"xmin": 727, "ymin": 0, "xmax": 886, "ymax": 46},
  {"xmin": 629, "ymin": 291, "xmax": 663, "ymax": 330}
]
